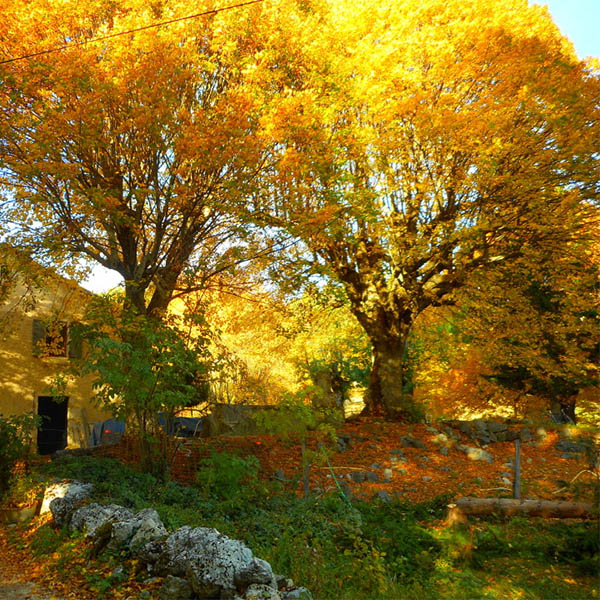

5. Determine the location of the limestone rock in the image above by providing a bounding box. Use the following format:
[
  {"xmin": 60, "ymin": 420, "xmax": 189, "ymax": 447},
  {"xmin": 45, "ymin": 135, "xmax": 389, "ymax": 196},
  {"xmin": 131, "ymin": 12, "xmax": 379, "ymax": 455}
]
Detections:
[
  {"xmin": 433, "ymin": 433, "xmax": 449, "ymax": 445},
  {"xmin": 375, "ymin": 490, "xmax": 392, "ymax": 503},
  {"xmin": 158, "ymin": 575, "xmax": 194, "ymax": 600},
  {"xmin": 487, "ymin": 422, "xmax": 508, "ymax": 434},
  {"xmin": 185, "ymin": 531, "xmax": 260, "ymax": 596},
  {"xmin": 235, "ymin": 557, "xmax": 277, "ymax": 590},
  {"xmin": 110, "ymin": 508, "xmax": 167, "ymax": 550},
  {"xmin": 42, "ymin": 480, "xmax": 93, "ymax": 528},
  {"xmin": 555, "ymin": 439, "xmax": 588, "ymax": 454},
  {"xmin": 70, "ymin": 503, "xmax": 134, "ymax": 537},
  {"xmin": 140, "ymin": 526, "xmax": 275, "ymax": 598},
  {"xmin": 244, "ymin": 584, "xmax": 281, "ymax": 600},
  {"xmin": 495, "ymin": 430, "xmax": 520, "ymax": 442},
  {"xmin": 399, "ymin": 436, "xmax": 426, "ymax": 450},
  {"xmin": 350, "ymin": 471, "xmax": 367, "ymax": 483},
  {"xmin": 455, "ymin": 445, "xmax": 493, "ymax": 464},
  {"xmin": 336, "ymin": 434, "xmax": 352, "ymax": 452}
]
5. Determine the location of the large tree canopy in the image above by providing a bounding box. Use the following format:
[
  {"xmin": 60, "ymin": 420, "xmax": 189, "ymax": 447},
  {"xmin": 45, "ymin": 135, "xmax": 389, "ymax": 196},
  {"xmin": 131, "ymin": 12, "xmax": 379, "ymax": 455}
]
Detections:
[
  {"xmin": 1, "ymin": 0, "xmax": 599, "ymax": 419},
  {"xmin": 0, "ymin": 0, "xmax": 314, "ymax": 317},
  {"xmin": 257, "ymin": 0, "xmax": 600, "ymax": 416}
]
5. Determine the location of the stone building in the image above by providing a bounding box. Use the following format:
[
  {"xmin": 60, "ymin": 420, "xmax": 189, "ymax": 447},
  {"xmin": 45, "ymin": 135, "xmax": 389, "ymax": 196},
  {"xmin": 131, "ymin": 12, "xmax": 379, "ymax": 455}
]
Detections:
[{"xmin": 0, "ymin": 256, "xmax": 110, "ymax": 453}]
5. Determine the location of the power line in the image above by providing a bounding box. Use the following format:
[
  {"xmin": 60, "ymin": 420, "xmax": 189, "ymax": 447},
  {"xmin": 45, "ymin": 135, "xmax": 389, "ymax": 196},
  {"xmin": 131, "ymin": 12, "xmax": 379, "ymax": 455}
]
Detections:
[{"xmin": 0, "ymin": 0, "xmax": 266, "ymax": 66}]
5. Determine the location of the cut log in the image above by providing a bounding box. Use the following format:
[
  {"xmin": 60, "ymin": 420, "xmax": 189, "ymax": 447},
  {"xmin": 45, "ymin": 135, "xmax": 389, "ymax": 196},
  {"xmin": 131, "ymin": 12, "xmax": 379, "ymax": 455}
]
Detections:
[{"xmin": 447, "ymin": 497, "xmax": 595, "ymax": 523}]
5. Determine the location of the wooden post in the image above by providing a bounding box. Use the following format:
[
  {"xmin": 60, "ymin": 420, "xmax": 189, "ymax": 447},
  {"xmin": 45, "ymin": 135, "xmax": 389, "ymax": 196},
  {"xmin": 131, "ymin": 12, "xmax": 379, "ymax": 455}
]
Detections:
[
  {"xmin": 513, "ymin": 439, "xmax": 521, "ymax": 500},
  {"xmin": 301, "ymin": 437, "xmax": 310, "ymax": 498},
  {"xmin": 446, "ymin": 503, "xmax": 468, "ymax": 527}
]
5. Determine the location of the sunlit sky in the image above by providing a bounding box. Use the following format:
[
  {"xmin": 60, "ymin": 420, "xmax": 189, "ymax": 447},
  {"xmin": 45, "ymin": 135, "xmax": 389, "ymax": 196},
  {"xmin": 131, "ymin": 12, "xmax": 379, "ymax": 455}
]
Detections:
[
  {"xmin": 80, "ymin": 0, "xmax": 600, "ymax": 294},
  {"xmin": 536, "ymin": 0, "xmax": 600, "ymax": 59}
]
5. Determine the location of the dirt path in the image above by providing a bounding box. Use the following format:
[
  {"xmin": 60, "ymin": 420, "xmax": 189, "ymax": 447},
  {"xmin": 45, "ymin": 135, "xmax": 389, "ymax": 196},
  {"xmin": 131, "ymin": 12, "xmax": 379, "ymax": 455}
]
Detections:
[
  {"xmin": 0, "ymin": 578, "xmax": 61, "ymax": 600},
  {"xmin": 0, "ymin": 525, "xmax": 63, "ymax": 600}
]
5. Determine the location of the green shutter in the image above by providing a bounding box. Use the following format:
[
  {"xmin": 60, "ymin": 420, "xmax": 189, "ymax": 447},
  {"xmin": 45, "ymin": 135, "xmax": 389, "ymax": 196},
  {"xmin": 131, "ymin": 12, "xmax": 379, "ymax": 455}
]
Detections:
[
  {"xmin": 68, "ymin": 322, "xmax": 83, "ymax": 359},
  {"xmin": 32, "ymin": 319, "xmax": 46, "ymax": 356}
]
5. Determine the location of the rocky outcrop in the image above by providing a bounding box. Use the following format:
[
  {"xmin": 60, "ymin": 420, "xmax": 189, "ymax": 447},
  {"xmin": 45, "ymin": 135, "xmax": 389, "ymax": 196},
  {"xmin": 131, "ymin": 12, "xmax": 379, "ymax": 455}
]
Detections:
[
  {"xmin": 43, "ymin": 488, "xmax": 311, "ymax": 600},
  {"xmin": 70, "ymin": 503, "xmax": 135, "ymax": 537},
  {"xmin": 41, "ymin": 480, "xmax": 93, "ymax": 528}
]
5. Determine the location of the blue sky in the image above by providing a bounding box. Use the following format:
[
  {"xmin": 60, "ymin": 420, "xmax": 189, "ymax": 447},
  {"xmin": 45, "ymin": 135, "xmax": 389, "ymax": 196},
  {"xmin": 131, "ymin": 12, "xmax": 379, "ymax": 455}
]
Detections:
[{"xmin": 535, "ymin": 0, "xmax": 600, "ymax": 58}]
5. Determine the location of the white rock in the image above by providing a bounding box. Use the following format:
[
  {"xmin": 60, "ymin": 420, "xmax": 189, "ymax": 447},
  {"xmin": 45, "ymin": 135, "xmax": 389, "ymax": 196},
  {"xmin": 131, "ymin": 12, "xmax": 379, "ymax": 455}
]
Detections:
[
  {"xmin": 70, "ymin": 503, "xmax": 134, "ymax": 537},
  {"xmin": 244, "ymin": 583, "xmax": 281, "ymax": 600},
  {"xmin": 110, "ymin": 508, "xmax": 167, "ymax": 550},
  {"xmin": 42, "ymin": 480, "xmax": 93, "ymax": 528}
]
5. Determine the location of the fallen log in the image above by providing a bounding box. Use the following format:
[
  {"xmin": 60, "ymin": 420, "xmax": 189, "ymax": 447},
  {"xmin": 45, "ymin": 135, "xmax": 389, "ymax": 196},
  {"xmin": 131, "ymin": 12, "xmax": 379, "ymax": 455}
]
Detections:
[{"xmin": 447, "ymin": 497, "xmax": 595, "ymax": 524}]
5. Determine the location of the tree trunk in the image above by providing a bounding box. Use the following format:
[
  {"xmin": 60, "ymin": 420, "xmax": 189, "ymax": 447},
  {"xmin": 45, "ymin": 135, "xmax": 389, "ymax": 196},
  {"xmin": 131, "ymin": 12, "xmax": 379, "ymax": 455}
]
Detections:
[
  {"xmin": 448, "ymin": 497, "xmax": 594, "ymax": 521},
  {"xmin": 125, "ymin": 281, "xmax": 149, "ymax": 316},
  {"xmin": 364, "ymin": 339, "xmax": 418, "ymax": 419},
  {"xmin": 550, "ymin": 397, "xmax": 577, "ymax": 424}
]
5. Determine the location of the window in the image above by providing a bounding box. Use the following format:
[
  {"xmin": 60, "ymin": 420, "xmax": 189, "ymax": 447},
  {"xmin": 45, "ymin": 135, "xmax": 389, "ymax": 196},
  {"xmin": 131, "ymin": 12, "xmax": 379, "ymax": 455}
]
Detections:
[
  {"xmin": 32, "ymin": 319, "xmax": 82, "ymax": 358},
  {"xmin": 45, "ymin": 321, "xmax": 68, "ymax": 357}
]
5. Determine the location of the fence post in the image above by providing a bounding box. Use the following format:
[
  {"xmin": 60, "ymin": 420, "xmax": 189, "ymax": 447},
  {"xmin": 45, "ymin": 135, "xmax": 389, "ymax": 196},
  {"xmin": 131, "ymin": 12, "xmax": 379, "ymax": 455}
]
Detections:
[{"xmin": 513, "ymin": 438, "xmax": 521, "ymax": 500}]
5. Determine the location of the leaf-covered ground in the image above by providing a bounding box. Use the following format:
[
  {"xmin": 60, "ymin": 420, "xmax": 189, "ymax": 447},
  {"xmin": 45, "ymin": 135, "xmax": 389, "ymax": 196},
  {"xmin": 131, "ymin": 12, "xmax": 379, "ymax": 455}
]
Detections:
[
  {"xmin": 134, "ymin": 418, "xmax": 597, "ymax": 506},
  {"xmin": 0, "ymin": 417, "xmax": 598, "ymax": 600}
]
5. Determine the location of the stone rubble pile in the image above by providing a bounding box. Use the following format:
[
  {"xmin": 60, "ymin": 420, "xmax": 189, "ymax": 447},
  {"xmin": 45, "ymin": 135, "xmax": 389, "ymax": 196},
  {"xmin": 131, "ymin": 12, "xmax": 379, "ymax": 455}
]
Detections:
[{"xmin": 41, "ymin": 481, "xmax": 312, "ymax": 600}]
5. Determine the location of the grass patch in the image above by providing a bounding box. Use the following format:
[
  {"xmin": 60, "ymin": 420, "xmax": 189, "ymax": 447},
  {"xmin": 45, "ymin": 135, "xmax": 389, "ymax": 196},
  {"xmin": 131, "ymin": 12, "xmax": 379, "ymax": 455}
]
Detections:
[{"xmin": 27, "ymin": 452, "xmax": 600, "ymax": 600}]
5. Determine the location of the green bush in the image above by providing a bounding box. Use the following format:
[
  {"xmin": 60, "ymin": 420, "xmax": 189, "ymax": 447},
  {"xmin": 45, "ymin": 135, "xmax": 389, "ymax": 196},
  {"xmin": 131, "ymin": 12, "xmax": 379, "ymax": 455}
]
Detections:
[
  {"xmin": 0, "ymin": 412, "xmax": 40, "ymax": 499},
  {"xmin": 546, "ymin": 523, "xmax": 600, "ymax": 576},
  {"xmin": 30, "ymin": 524, "xmax": 66, "ymax": 556},
  {"xmin": 196, "ymin": 450, "xmax": 262, "ymax": 502}
]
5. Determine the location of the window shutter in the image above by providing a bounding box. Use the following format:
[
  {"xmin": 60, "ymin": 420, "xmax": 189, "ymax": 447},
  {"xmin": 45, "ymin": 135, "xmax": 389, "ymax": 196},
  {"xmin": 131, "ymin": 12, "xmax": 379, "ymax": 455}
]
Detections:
[
  {"xmin": 32, "ymin": 319, "xmax": 46, "ymax": 356},
  {"xmin": 68, "ymin": 322, "xmax": 83, "ymax": 359}
]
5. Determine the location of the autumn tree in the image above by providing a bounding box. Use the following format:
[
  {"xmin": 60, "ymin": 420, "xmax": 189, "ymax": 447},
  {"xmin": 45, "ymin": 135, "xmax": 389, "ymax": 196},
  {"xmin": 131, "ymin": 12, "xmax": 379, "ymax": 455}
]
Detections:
[
  {"xmin": 462, "ymin": 225, "xmax": 599, "ymax": 424},
  {"xmin": 0, "ymin": 0, "xmax": 335, "ymax": 469},
  {"xmin": 200, "ymin": 284, "xmax": 370, "ymax": 406},
  {"xmin": 257, "ymin": 0, "xmax": 600, "ymax": 417},
  {"xmin": 0, "ymin": 0, "xmax": 311, "ymax": 320}
]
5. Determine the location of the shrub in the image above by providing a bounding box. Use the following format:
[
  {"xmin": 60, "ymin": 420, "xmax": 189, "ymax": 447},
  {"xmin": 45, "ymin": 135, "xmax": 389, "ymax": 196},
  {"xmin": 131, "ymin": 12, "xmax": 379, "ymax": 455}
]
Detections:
[
  {"xmin": 196, "ymin": 450, "xmax": 262, "ymax": 503},
  {"xmin": 30, "ymin": 524, "xmax": 66, "ymax": 556},
  {"xmin": 57, "ymin": 296, "xmax": 216, "ymax": 479},
  {"xmin": 0, "ymin": 412, "xmax": 40, "ymax": 499},
  {"xmin": 546, "ymin": 523, "xmax": 600, "ymax": 576}
]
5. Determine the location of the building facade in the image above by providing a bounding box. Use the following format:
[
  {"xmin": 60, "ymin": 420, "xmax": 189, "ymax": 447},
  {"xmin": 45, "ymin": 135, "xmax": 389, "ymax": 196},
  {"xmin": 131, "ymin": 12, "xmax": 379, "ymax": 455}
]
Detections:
[{"xmin": 0, "ymin": 260, "xmax": 110, "ymax": 453}]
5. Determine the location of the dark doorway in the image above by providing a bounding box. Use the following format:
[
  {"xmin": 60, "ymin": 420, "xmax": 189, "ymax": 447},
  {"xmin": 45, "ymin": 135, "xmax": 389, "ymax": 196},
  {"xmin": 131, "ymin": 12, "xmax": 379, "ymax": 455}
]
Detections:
[{"xmin": 37, "ymin": 396, "xmax": 68, "ymax": 455}]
